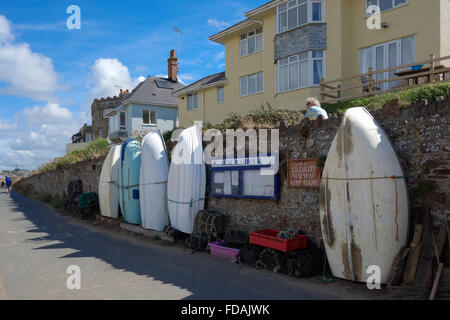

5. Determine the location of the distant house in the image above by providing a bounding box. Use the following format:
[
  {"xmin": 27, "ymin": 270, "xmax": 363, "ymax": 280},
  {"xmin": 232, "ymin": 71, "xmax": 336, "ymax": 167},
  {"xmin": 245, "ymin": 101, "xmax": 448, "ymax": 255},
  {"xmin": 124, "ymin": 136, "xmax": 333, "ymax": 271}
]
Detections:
[
  {"xmin": 67, "ymin": 123, "xmax": 94, "ymax": 154},
  {"xmin": 91, "ymin": 90, "xmax": 129, "ymax": 140},
  {"xmin": 106, "ymin": 50, "xmax": 185, "ymax": 141},
  {"xmin": 71, "ymin": 123, "xmax": 93, "ymax": 144}
]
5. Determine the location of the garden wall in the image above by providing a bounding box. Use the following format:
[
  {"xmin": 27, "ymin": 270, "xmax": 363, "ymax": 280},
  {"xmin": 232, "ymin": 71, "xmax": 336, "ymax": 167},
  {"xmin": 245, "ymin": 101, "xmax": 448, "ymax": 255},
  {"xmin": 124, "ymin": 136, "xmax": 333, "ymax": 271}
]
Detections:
[{"xmin": 15, "ymin": 156, "xmax": 106, "ymax": 201}]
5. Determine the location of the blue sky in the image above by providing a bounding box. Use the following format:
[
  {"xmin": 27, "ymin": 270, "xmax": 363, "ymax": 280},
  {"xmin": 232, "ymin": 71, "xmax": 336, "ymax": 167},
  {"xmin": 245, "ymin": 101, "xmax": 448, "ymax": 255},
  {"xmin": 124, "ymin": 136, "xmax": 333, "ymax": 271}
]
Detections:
[{"xmin": 0, "ymin": 0, "xmax": 267, "ymax": 170}]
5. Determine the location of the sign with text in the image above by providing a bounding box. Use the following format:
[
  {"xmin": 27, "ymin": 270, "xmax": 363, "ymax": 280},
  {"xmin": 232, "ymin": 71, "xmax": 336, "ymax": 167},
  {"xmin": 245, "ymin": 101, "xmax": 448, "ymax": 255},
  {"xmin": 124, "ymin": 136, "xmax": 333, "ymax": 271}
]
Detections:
[{"xmin": 287, "ymin": 159, "xmax": 321, "ymax": 188}]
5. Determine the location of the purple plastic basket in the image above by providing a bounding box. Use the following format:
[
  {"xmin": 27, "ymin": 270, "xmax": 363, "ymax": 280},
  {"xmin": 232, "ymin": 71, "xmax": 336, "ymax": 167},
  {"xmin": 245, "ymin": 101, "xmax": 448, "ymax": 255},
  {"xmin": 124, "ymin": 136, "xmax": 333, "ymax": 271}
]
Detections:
[{"xmin": 208, "ymin": 241, "xmax": 240, "ymax": 262}]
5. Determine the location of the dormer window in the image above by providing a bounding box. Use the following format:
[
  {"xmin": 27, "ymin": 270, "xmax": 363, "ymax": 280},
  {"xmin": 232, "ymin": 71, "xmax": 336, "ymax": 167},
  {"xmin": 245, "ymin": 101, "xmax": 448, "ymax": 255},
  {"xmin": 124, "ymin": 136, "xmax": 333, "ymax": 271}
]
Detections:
[
  {"xmin": 277, "ymin": 0, "xmax": 324, "ymax": 34},
  {"xmin": 240, "ymin": 28, "xmax": 263, "ymax": 57}
]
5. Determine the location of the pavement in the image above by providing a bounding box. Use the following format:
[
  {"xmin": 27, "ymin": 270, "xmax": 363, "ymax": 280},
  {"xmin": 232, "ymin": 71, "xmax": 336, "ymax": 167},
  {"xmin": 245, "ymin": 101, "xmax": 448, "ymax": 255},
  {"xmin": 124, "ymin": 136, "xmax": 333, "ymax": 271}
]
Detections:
[{"xmin": 0, "ymin": 189, "xmax": 374, "ymax": 300}]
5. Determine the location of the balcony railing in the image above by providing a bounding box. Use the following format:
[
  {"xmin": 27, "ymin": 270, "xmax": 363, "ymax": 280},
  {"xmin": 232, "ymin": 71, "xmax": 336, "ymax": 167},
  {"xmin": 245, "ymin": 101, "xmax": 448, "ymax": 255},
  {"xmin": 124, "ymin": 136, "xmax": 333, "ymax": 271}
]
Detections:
[{"xmin": 320, "ymin": 54, "xmax": 450, "ymax": 104}]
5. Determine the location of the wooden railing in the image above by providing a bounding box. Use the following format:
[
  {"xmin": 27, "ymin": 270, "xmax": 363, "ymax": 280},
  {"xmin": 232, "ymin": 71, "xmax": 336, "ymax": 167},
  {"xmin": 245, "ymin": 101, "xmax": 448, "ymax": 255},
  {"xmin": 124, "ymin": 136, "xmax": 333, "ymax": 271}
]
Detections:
[{"xmin": 320, "ymin": 54, "xmax": 450, "ymax": 104}]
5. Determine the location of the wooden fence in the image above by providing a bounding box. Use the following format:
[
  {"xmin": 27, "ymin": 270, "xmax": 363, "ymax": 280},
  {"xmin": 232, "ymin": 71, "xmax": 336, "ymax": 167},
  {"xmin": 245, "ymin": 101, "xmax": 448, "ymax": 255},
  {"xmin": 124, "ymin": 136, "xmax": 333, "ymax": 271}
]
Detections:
[{"xmin": 320, "ymin": 54, "xmax": 450, "ymax": 104}]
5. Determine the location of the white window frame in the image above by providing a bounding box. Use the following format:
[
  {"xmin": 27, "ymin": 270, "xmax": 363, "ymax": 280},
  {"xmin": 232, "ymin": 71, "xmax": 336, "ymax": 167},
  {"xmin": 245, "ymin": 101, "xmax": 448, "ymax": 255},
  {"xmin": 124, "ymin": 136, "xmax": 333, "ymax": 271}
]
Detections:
[
  {"xmin": 187, "ymin": 93, "xmax": 198, "ymax": 111},
  {"xmin": 276, "ymin": 0, "xmax": 325, "ymax": 34},
  {"xmin": 365, "ymin": 0, "xmax": 407, "ymax": 15},
  {"xmin": 240, "ymin": 72, "xmax": 264, "ymax": 97},
  {"xmin": 143, "ymin": 110, "xmax": 157, "ymax": 125},
  {"xmin": 360, "ymin": 36, "xmax": 415, "ymax": 90},
  {"xmin": 240, "ymin": 28, "xmax": 263, "ymax": 57},
  {"xmin": 217, "ymin": 86, "xmax": 224, "ymax": 103},
  {"xmin": 276, "ymin": 50, "xmax": 325, "ymax": 94}
]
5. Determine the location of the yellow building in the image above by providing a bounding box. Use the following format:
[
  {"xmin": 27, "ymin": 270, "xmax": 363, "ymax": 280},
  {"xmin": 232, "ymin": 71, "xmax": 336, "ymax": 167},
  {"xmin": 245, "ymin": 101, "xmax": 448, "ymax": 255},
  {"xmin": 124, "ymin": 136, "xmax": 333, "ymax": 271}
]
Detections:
[{"xmin": 174, "ymin": 0, "xmax": 450, "ymax": 127}]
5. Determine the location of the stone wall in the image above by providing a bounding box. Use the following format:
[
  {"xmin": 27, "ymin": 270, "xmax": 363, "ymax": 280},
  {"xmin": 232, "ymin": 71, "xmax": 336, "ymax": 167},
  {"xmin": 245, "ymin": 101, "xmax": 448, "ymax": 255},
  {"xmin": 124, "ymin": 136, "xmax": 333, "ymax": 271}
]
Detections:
[
  {"xmin": 14, "ymin": 97, "xmax": 450, "ymax": 247},
  {"xmin": 15, "ymin": 156, "xmax": 106, "ymax": 201},
  {"xmin": 208, "ymin": 98, "xmax": 450, "ymax": 246}
]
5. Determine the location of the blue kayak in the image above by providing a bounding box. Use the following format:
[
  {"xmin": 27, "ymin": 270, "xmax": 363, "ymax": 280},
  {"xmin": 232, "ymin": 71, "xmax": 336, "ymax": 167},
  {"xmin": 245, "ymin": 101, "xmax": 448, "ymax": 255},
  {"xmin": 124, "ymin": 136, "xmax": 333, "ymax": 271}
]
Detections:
[{"xmin": 118, "ymin": 139, "xmax": 142, "ymax": 225}]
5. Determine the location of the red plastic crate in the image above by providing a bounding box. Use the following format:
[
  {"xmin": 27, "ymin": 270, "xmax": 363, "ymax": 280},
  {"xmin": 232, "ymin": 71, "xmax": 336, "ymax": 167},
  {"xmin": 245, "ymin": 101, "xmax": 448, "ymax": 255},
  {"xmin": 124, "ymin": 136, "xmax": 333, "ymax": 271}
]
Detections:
[{"xmin": 249, "ymin": 229, "xmax": 307, "ymax": 252}]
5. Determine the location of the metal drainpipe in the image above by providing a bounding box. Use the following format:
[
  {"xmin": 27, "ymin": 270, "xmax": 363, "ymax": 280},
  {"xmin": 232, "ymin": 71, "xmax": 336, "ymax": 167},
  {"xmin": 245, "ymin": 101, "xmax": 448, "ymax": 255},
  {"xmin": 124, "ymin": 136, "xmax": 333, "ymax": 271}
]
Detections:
[
  {"xmin": 250, "ymin": 19, "xmax": 264, "ymax": 105},
  {"xmin": 202, "ymin": 90, "xmax": 205, "ymax": 124}
]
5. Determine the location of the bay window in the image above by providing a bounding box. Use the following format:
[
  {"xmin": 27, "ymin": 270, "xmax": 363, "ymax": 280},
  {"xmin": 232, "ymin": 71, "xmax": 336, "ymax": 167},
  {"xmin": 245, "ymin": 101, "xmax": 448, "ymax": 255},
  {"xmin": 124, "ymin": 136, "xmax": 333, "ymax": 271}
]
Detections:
[
  {"xmin": 277, "ymin": 51, "xmax": 324, "ymax": 93},
  {"xmin": 240, "ymin": 28, "xmax": 263, "ymax": 57},
  {"xmin": 277, "ymin": 0, "xmax": 324, "ymax": 34},
  {"xmin": 240, "ymin": 72, "xmax": 264, "ymax": 97}
]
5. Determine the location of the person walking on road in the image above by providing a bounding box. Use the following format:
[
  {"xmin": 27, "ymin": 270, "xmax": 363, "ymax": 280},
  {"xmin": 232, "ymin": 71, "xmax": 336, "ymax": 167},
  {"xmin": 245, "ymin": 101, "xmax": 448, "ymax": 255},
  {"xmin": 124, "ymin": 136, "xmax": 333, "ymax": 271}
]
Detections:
[{"xmin": 5, "ymin": 176, "xmax": 12, "ymax": 194}]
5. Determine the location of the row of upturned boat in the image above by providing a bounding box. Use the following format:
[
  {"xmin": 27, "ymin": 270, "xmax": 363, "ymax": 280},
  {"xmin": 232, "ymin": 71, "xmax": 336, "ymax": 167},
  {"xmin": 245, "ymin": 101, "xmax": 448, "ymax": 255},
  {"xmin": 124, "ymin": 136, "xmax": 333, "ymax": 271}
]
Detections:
[
  {"xmin": 98, "ymin": 107, "xmax": 409, "ymax": 284},
  {"xmin": 98, "ymin": 125, "xmax": 205, "ymax": 234}
]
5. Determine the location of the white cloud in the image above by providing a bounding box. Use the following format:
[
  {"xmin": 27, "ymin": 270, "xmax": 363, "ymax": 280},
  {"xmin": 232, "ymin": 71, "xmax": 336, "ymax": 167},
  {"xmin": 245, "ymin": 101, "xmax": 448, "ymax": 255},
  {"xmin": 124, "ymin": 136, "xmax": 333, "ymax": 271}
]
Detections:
[
  {"xmin": 89, "ymin": 58, "xmax": 145, "ymax": 99},
  {"xmin": 214, "ymin": 51, "xmax": 225, "ymax": 62},
  {"xmin": 0, "ymin": 103, "xmax": 84, "ymax": 170},
  {"xmin": 207, "ymin": 19, "xmax": 231, "ymax": 29},
  {"xmin": 0, "ymin": 119, "xmax": 18, "ymax": 131},
  {"xmin": 22, "ymin": 103, "xmax": 73, "ymax": 124},
  {"xmin": 0, "ymin": 15, "xmax": 14, "ymax": 43},
  {"xmin": 0, "ymin": 15, "xmax": 59, "ymax": 101}
]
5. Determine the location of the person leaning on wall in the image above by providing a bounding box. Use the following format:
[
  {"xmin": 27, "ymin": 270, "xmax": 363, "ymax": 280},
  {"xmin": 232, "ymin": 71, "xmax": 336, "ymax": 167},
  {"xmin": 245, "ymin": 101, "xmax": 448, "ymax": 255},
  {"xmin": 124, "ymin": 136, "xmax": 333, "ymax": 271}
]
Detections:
[{"xmin": 305, "ymin": 97, "xmax": 329, "ymax": 121}]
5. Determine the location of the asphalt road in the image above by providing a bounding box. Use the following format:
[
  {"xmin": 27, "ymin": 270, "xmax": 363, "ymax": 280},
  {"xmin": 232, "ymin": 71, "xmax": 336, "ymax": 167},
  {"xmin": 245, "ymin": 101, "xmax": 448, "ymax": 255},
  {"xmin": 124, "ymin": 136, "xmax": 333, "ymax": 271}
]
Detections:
[{"xmin": 0, "ymin": 190, "xmax": 344, "ymax": 300}]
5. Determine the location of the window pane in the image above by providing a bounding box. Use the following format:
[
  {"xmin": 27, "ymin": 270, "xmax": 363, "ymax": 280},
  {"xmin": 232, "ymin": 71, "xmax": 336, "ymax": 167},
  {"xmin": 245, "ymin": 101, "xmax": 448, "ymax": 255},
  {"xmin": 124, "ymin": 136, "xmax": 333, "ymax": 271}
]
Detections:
[
  {"xmin": 299, "ymin": 60, "xmax": 309, "ymax": 87},
  {"xmin": 361, "ymin": 47, "xmax": 373, "ymax": 73},
  {"xmin": 289, "ymin": 61, "xmax": 299, "ymax": 90},
  {"xmin": 151, "ymin": 111, "xmax": 156, "ymax": 124},
  {"xmin": 280, "ymin": 65, "xmax": 289, "ymax": 92},
  {"xmin": 288, "ymin": 7, "xmax": 298, "ymax": 30},
  {"xmin": 388, "ymin": 42, "xmax": 398, "ymax": 88},
  {"xmin": 395, "ymin": 0, "xmax": 406, "ymax": 6},
  {"xmin": 312, "ymin": 51, "xmax": 323, "ymax": 58},
  {"xmin": 240, "ymin": 40, "xmax": 247, "ymax": 56},
  {"xmin": 312, "ymin": 3, "xmax": 322, "ymax": 21},
  {"xmin": 256, "ymin": 28, "xmax": 263, "ymax": 34},
  {"xmin": 280, "ymin": 57, "xmax": 289, "ymax": 66},
  {"xmin": 218, "ymin": 87, "xmax": 224, "ymax": 102},
  {"xmin": 380, "ymin": 0, "xmax": 393, "ymax": 11},
  {"xmin": 194, "ymin": 93, "xmax": 198, "ymax": 108},
  {"xmin": 279, "ymin": 3, "xmax": 287, "ymax": 12},
  {"xmin": 248, "ymin": 74, "xmax": 257, "ymax": 94},
  {"xmin": 279, "ymin": 12, "xmax": 287, "ymax": 33},
  {"xmin": 313, "ymin": 60, "xmax": 323, "ymax": 85},
  {"xmin": 256, "ymin": 34, "xmax": 263, "ymax": 52},
  {"xmin": 257, "ymin": 73, "xmax": 263, "ymax": 92},
  {"xmin": 120, "ymin": 112, "xmax": 126, "ymax": 126},
  {"xmin": 299, "ymin": 52, "xmax": 309, "ymax": 60},
  {"xmin": 188, "ymin": 95, "xmax": 192, "ymax": 109},
  {"xmin": 298, "ymin": 4, "xmax": 308, "ymax": 25},
  {"xmin": 143, "ymin": 110, "xmax": 149, "ymax": 124},
  {"xmin": 401, "ymin": 36, "xmax": 415, "ymax": 65},
  {"xmin": 240, "ymin": 77, "xmax": 247, "ymax": 96},
  {"xmin": 240, "ymin": 34, "xmax": 247, "ymax": 40},
  {"xmin": 248, "ymin": 36, "xmax": 256, "ymax": 54}
]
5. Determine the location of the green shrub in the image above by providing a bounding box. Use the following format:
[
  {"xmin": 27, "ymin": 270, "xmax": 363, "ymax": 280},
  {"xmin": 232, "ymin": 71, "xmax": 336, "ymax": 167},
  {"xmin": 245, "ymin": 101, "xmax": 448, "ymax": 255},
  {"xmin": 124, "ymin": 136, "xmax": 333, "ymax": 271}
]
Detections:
[
  {"xmin": 323, "ymin": 82, "xmax": 450, "ymax": 114},
  {"xmin": 33, "ymin": 138, "xmax": 109, "ymax": 175}
]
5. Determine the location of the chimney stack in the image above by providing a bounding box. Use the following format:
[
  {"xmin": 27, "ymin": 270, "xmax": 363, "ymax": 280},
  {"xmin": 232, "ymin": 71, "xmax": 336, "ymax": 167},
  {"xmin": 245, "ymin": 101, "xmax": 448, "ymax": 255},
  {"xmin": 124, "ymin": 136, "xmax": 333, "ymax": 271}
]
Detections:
[{"xmin": 168, "ymin": 49, "xmax": 178, "ymax": 82}]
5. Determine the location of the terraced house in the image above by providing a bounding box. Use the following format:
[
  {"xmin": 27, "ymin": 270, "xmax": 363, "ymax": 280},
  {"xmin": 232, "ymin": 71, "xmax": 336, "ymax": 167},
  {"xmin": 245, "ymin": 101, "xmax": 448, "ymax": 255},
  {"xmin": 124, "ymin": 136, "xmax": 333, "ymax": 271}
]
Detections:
[{"xmin": 173, "ymin": 0, "xmax": 450, "ymax": 127}]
